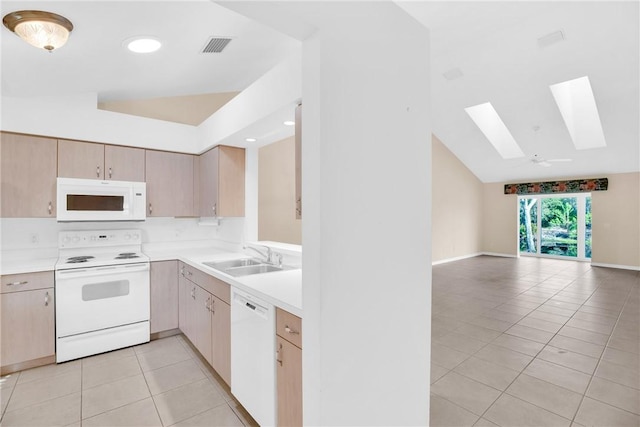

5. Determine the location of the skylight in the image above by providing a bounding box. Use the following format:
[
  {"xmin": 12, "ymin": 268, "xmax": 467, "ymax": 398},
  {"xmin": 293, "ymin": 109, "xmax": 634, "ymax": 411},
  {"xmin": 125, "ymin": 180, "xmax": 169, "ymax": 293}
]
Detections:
[
  {"xmin": 465, "ymin": 102, "xmax": 525, "ymax": 159},
  {"xmin": 550, "ymin": 76, "xmax": 606, "ymax": 150}
]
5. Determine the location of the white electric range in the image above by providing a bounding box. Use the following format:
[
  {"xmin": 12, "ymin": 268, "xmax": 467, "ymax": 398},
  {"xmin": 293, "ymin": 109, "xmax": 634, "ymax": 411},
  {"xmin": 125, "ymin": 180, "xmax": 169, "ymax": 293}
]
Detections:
[{"xmin": 55, "ymin": 229, "xmax": 150, "ymax": 363}]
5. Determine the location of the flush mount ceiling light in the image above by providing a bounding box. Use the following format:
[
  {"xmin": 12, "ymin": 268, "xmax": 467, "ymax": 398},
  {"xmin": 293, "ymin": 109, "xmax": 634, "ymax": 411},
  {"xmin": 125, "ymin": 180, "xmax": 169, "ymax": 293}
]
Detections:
[
  {"xmin": 2, "ymin": 10, "xmax": 73, "ymax": 52},
  {"xmin": 283, "ymin": 121, "xmax": 295, "ymax": 126},
  {"xmin": 124, "ymin": 36, "xmax": 162, "ymax": 54},
  {"xmin": 245, "ymin": 138, "xmax": 257, "ymax": 142},
  {"xmin": 550, "ymin": 76, "xmax": 606, "ymax": 150},
  {"xmin": 465, "ymin": 102, "xmax": 524, "ymax": 159}
]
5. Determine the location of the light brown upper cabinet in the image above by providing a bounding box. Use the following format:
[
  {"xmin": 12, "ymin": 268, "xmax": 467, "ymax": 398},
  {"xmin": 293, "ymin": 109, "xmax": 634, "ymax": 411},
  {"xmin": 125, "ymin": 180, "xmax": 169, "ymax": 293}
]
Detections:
[
  {"xmin": 295, "ymin": 104, "xmax": 302, "ymax": 219},
  {"xmin": 199, "ymin": 145, "xmax": 245, "ymax": 217},
  {"xmin": 104, "ymin": 145, "xmax": 145, "ymax": 181},
  {"xmin": 58, "ymin": 140, "xmax": 145, "ymax": 181},
  {"xmin": 146, "ymin": 150, "xmax": 195, "ymax": 217},
  {"xmin": 1, "ymin": 132, "xmax": 57, "ymax": 218}
]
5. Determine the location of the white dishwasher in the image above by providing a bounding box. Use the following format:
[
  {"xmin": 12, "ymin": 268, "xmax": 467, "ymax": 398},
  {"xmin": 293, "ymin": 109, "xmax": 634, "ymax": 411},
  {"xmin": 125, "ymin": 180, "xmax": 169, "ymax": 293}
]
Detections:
[{"xmin": 231, "ymin": 288, "xmax": 276, "ymax": 426}]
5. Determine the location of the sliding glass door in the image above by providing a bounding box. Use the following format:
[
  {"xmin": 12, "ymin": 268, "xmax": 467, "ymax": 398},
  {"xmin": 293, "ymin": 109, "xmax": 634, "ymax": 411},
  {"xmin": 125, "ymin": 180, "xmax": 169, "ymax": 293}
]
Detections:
[{"xmin": 518, "ymin": 193, "xmax": 591, "ymax": 260}]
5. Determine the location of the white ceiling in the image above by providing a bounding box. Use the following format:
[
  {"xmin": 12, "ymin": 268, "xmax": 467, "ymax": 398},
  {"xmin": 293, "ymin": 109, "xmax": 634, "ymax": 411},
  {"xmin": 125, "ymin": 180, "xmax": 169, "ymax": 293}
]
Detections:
[
  {"xmin": 1, "ymin": 1, "xmax": 638, "ymax": 183},
  {"xmin": 0, "ymin": 0, "xmax": 300, "ymax": 101},
  {"xmin": 399, "ymin": 1, "xmax": 639, "ymax": 182}
]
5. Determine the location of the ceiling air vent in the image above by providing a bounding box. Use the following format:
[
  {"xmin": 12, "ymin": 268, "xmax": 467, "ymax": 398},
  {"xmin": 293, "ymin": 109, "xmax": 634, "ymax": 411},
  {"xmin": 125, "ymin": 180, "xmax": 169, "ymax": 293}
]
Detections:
[
  {"xmin": 201, "ymin": 37, "xmax": 232, "ymax": 53},
  {"xmin": 537, "ymin": 30, "xmax": 565, "ymax": 48}
]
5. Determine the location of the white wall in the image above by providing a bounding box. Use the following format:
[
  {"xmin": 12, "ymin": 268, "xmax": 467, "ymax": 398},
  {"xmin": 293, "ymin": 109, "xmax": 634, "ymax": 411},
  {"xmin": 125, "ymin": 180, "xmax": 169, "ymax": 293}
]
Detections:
[
  {"xmin": 301, "ymin": 3, "xmax": 431, "ymax": 425},
  {"xmin": 1, "ymin": 94, "xmax": 202, "ymax": 153}
]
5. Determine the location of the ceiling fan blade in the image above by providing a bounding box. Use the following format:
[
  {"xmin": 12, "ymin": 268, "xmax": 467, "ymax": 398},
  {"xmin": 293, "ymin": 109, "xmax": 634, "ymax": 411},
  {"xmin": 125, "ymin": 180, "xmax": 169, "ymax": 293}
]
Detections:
[
  {"xmin": 538, "ymin": 161, "xmax": 552, "ymax": 167},
  {"xmin": 548, "ymin": 158, "xmax": 573, "ymax": 162}
]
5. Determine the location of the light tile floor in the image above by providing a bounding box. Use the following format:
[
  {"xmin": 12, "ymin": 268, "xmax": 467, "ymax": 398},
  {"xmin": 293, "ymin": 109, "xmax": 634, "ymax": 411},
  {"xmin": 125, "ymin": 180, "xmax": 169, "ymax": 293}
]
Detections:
[
  {"xmin": 1, "ymin": 256, "xmax": 638, "ymax": 426},
  {"xmin": 431, "ymin": 256, "xmax": 639, "ymax": 427},
  {"xmin": 0, "ymin": 335, "xmax": 257, "ymax": 427}
]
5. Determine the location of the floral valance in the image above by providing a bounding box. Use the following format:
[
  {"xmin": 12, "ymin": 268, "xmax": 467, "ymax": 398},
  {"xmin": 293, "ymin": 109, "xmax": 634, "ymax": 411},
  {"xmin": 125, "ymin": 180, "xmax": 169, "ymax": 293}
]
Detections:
[{"xmin": 504, "ymin": 178, "xmax": 608, "ymax": 195}]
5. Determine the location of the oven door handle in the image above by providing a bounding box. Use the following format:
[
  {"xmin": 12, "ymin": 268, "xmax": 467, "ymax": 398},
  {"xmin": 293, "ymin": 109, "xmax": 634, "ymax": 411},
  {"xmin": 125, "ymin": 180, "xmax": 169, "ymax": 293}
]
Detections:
[{"xmin": 56, "ymin": 262, "xmax": 149, "ymax": 278}]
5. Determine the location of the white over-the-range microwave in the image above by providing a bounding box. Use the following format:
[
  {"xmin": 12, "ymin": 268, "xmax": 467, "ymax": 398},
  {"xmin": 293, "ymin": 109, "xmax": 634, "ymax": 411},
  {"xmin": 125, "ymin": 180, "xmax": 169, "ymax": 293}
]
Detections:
[{"xmin": 57, "ymin": 177, "xmax": 146, "ymax": 221}]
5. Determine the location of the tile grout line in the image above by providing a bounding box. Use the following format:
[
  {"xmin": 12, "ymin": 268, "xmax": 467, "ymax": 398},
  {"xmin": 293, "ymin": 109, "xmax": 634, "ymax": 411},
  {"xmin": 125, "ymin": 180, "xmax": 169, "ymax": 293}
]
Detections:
[
  {"xmin": 0, "ymin": 370, "xmax": 21, "ymax": 423},
  {"xmin": 455, "ymin": 269, "xmax": 600, "ymax": 424},
  {"xmin": 134, "ymin": 335, "xmax": 179, "ymax": 427},
  {"xmin": 568, "ymin": 281, "xmax": 636, "ymax": 424}
]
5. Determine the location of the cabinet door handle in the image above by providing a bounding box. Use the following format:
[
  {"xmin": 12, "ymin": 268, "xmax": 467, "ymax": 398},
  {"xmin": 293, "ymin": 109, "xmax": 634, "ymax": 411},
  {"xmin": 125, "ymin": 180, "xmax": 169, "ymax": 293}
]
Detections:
[
  {"xmin": 96, "ymin": 165, "xmax": 101, "ymax": 178},
  {"xmin": 180, "ymin": 266, "xmax": 185, "ymax": 276},
  {"xmin": 108, "ymin": 167, "xmax": 112, "ymax": 179},
  {"xmin": 210, "ymin": 298, "xmax": 215, "ymax": 314},
  {"xmin": 276, "ymin": 342, "xmax": 283, "ymax": 366},
  {"xmin": 187, "ymin": 271, "xmax": 193, "ymax": 276},
  {"xmin": 212, "ymin": 204, "xmax": 216, "ymax": 216},
  {"xmin": 296, "ymin": 197, "xmax": 302, "ymax": 216},
  {"xmin": 191, "ymin": 287, "xmax": 196, "ymax": 300},
  {"xmin": 44, "ymin": 291, "xmax": 50, "ymax": 306},
  {"xmin": 149, "ymin": 203, "xmax": 153, "ymax": 215},
  {"xmin": 48, "ymin": 201, "xmax": 52, "ymax": 215},
  {"xmin": 6, "ymin": 280, "xmax": 28, "ymax": 286},
  {"xmin": 284, "ymin": 325, "xmax": 300, "ymax": 335},
  {"xmin": 205, "ymin": 297, "xmax": 210, "ymax": 311}
]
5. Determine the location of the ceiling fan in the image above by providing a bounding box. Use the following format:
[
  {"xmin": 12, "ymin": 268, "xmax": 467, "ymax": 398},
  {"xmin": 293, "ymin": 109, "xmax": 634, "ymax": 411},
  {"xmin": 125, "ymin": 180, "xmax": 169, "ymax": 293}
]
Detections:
[{"xmin": 530, "ymin": 154, "xmax": 573, "ymax": 167}]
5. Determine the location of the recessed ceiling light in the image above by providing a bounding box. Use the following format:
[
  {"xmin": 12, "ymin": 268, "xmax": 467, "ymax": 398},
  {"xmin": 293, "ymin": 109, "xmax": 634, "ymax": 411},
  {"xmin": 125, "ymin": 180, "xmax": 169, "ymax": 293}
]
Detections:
[
  {"xmin": 465, "ymin": 102, "xmax": 524, "ymax": 159},
  {"xmin": 124, "ymin": 36, "xmax": 162, "ymax": 53},
  {"xmin": 283, "ymin": 121, "xmax": 295, "ymax": 126},
  {"xmin": 245, "ymin": 138, "xmax": 257, "ymax": 142},
  {"xmin": 550, "ymin": 76, "xmax": 606, "ymax": 150}
]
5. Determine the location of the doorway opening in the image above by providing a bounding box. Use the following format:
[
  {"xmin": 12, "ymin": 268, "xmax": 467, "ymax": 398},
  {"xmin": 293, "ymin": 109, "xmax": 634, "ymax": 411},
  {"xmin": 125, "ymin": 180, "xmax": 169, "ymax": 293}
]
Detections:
[{"xmin": 518, "ymin": 193, "xmax": 592, "ymax": 261}]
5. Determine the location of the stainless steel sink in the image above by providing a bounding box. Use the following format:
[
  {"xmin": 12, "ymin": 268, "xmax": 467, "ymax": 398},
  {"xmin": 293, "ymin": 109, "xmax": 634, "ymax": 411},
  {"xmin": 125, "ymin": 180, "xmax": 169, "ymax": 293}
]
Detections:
[
  {"xmin": 203, "ymin": 258, "xmax": 262, "ymax": 270},
  {"xmin": 203, "ymin": 258, "xmax": 293, "ymax": 277},
  {"xmin": 224, "ymin": 264, "xmax": 287, "ymax": 277}
]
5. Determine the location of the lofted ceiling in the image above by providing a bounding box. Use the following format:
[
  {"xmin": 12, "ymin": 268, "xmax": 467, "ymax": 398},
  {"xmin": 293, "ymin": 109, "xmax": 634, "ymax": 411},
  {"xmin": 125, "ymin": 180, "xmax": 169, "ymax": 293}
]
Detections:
[
  {"xmin": 399, "ymin": 1, "xmax": 639, "ymax": 183},
  {"xmin": 1, "ymin": 1, "xmax": 638, "ymax": 183}
]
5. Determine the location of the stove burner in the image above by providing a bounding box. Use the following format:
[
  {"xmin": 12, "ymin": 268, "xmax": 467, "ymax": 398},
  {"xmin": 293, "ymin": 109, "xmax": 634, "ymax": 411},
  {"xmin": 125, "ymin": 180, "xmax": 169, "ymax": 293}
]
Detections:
[
  {"xmin": 116, "ymin": 253, "xmax": 140, "ymax": 259},
  {"xmin": 66, "ymin": 256, "xmax": 95, "ymax": 263}
]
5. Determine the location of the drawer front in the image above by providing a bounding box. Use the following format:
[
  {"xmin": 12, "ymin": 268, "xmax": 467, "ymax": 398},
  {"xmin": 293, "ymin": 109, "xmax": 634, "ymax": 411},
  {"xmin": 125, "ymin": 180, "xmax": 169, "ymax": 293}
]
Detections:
[
  {"xmin": 1, "ymin": 271, "xmax": 54, "ymax": 294},
  {"xmin": 276, "ymin": 308, "xmax": 302, "ymax": 349},
  {"xmin": 179, "ymin": 261, "xmax": 230, "ymax": 304},
  {"xmin": 198, "ymin": 274, "xmax": 230, "ymax": 305}
]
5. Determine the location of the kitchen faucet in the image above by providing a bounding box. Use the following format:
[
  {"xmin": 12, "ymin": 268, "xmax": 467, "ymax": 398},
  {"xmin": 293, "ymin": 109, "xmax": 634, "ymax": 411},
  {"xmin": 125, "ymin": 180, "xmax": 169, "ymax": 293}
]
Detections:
[{"xmin": 244, "ymin": 244, "xmax": 283, "ymax": 267}]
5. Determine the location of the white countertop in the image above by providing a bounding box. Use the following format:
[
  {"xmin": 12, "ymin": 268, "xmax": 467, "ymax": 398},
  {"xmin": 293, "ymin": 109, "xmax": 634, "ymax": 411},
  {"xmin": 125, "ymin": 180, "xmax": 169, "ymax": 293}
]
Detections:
[
  {"xmin": 0, "ymin": 257, "xmax": 58, "ymax": 275},
  {"xmin": 146, "ymin": 247, "xmax": 302, "ymax": 317},
  {"xmin": 2, "ymin": 243, "xmax": 302, "ymax": 317}
]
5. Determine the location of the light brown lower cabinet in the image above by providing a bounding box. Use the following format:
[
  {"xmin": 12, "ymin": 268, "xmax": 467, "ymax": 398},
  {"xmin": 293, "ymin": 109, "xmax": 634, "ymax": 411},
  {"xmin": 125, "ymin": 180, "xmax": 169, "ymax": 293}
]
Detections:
[
  {"xmin": 177, "ymin": 262, "xmax": 231, "ymax": 386},
  {"xmin": 150, "ymin": 261, "xmax": 178, "ymax": 334},
  {"xmin": 178, "ymin": 274, "xmax": 197, "ymax": 342},
  {"xmin": 210, "ymin": 294, "xmax": 231, "ymax": 385},
  {"xmin": 276, "ymin": 308, "xmax": 303, "ymax": 427},
  {"xmin": 1, "ymin": 272, "xmax": 55, "ymax": 374}
]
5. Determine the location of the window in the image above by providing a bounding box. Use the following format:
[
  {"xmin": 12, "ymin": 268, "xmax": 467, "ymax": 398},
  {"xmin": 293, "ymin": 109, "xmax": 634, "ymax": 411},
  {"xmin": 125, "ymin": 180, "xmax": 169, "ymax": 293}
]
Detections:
[{"xmin": 518, "ymin": 194, "xmax": 591, "ymax": 260}]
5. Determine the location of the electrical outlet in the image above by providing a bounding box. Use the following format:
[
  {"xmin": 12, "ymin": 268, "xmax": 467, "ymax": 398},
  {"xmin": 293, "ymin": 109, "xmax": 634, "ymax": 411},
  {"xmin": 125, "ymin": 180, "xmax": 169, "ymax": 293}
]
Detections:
[{"xmin": 30, "ymin": 233, "xmax": 39, "ymax": 244}]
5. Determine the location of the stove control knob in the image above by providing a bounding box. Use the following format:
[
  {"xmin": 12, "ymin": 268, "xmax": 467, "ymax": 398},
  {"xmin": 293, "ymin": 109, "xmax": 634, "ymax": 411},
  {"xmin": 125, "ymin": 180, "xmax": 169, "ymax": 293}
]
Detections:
[
  {"xmin": 124, "ymin": 234, "xmax": 131, "ymax": 241},
  {"xmin": 72, "ymin": 236, "xmax": 80, "ymax": 243}
]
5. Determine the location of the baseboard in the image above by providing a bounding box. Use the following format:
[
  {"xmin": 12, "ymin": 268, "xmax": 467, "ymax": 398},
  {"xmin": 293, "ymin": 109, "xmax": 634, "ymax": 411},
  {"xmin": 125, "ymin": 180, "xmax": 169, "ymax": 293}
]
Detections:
[
  {"xmin": 150, "ymin": 328, "xmax": 181, "ymax": 340},
  {"xmin": 481, "ymin": 252, "xmax": 518, "ymax": 258},
  {"xmin": 590, "ymin": 262, "xmax": 640, "ymax": 271},
  {"xmin": 1, "ymin": 355, "xmax": 55, "ymax": 376},
  {"xmin": 432, "ymin": 253, "xmax": 483, "ymax": 265}
]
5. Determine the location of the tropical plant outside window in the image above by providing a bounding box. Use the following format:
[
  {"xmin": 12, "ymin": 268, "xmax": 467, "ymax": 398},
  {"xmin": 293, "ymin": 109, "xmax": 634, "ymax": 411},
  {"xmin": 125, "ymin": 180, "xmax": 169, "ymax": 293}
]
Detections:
[{"xmin": 519, "ymin": 194, "xmax": 591, "ymax": 260}]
